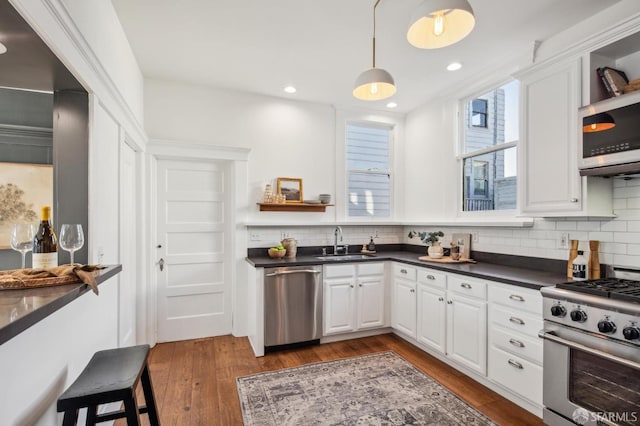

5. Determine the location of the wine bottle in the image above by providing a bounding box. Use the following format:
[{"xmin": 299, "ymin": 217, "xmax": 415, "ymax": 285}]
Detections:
[{"xmin": 32, "ymin": 206, "xmax": 58, "ymax": 269}]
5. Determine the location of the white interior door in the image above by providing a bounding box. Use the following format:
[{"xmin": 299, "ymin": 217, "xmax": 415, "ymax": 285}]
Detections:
[
  {"xmin": 156, "ymin": 159, "xmax": 231, "ymax": 342},
  {"xmin": 119, "ymin": 141, "xmax": 137, "ymax": 347}
]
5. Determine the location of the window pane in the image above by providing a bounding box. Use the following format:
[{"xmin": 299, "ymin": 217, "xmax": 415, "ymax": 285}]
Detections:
[
  {"xmin": 347, "ymin": 172, "xmax": 390, "ymax": 217},
  {"xmin": 463, "ymin": 147, "xmax": 517, "ymax": 211},
  {"xmin": 346, "ymin": 125, "xmax": 389, "ymax": 170},
  {"xmin": 346, "ymin": 123, "xmax": 391, "ymax": 218},
  {"xmin": 464, "ymin": 80, "xmax": 519, "ymax": 153}
]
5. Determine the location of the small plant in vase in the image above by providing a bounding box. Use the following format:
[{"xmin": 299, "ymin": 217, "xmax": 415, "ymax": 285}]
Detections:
[{"xmin": 408, "ymin": 230, "xmax": 445, "ymax": 258}]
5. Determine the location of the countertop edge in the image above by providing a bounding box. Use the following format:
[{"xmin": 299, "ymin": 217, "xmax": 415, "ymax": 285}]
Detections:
[
  {"xmin": 0, "ymin": 264, "xmax": 122, "ymax": 346},
  {"xmin": 245, "ymin": 254, "xmax": 563, "ymax": 291}
]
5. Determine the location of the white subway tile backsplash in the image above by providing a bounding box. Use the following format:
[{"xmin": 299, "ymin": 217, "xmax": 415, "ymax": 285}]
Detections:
[
  {"xmin": 577, "ymin": 221, "xmax": 601, "ymax": 232},
  {"xmin": 247, "ymin": 185, "xmax": 639, "ymax": 267},
  {"xmin": 628, "ymin": 244, "xmax": 640, "ymax": 256},
  {"xmin": 614, "ymin": 232, "xmax": 640, "ymax": 244},
  {"xmin": 587, "ymin": 231, "xmax": 614, "ymax": 242},
  {"xmin": 600, "ymin": 220, "xmax": 627, "ymax": 232}
]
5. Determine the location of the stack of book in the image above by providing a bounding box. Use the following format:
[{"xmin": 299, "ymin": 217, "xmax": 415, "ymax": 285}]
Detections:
[{"xmin": 597, "ymin": 67, "xmax": 629, "ymax": 97}]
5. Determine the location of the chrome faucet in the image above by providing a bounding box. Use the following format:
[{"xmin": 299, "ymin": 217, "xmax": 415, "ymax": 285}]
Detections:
[{"xmin": 334, "ymin": 226, "xmax": 344, "ymax": 255}]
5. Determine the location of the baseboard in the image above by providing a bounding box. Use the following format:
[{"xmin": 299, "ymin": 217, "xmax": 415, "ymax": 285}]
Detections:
[{"xmin": 320, "ymin": 327, "xmax": 393, "ymax": 344}]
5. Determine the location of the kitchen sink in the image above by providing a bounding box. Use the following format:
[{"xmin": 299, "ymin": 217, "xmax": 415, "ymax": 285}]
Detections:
[{"xmin": 314, "ymin": 254, "xmax": 377, "ymax": 261}]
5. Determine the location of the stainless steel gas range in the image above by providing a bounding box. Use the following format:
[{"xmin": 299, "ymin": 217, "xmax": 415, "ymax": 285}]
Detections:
[{"xmin": 539, "ymin": 267, "xmax": 640, "ymax": 426}]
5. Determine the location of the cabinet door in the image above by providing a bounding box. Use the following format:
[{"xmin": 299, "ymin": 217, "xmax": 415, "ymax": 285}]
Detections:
[
  {"xmin": 357, "ymin": 275, "xmax": 385, "ymax": 330},
  {"xmin": 417, "ymin": 283, "xmax": 446, "ymax": 354},
  {"xmin": 446, "ymin": 293, "xmax": 487, "ymax": 375},
  {"xmin": 324, "ymin": 277, "xmax": 355, "ymax": 335},
  {"xmin": 392, "ymin": 278, "xmax": 416, "ymax": 338},
  {"xmin": 520, "ymin": 58, "xmax": 583, "ymax": 215}
]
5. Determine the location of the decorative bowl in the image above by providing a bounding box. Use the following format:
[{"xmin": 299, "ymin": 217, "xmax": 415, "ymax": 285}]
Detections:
[
  {"xmin": 319, "ymin": 194, "xmax": 331, "ymax": 204},
  {"xmin": 268, "ymin": 248, "xmax": 287, "ymax": 258}
]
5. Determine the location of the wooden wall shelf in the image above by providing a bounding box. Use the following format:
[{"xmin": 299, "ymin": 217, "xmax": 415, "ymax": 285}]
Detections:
[{"xmin": 257, "ymin": 203, "xmax": 334, "ymax": 212}]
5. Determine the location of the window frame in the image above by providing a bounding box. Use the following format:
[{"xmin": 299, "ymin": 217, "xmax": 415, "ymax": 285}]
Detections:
[
  {"xmin": 457, "ymin": 78, "xmax": 520, "ymax": 217},
  {"xmin": 345, "ymin": 121, "xmax": 394, "ymax": 219},
  {"xmin": 334, "ymin": 108, "xmax": 402, "ymax": 223}
]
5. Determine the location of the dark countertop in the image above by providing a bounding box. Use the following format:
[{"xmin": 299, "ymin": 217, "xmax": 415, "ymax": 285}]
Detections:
[
  {"xmin": 0, "ymin": 264, "xmax": 122, "ymax": 346},
  {"xmin": 246, "ymin": 251, "xmax": 568, "ymax": 291}
]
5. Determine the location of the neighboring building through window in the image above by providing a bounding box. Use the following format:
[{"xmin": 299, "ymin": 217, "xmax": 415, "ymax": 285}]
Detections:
[
  {"xmin": 346, "ymin": 123, "xmax": 391, "ymax": 218},
  {"xmin": 462, "ymin": 80, "xmax": 519, "ymax": 212},
  {"xmin": 471, "ymin": 99, "xmax": 488, "ymax": 128}
]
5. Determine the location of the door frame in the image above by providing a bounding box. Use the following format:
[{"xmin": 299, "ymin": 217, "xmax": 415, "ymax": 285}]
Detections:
[{"xmin": 144, "ymin": 139, "xmax": 250, "ymax": 345}]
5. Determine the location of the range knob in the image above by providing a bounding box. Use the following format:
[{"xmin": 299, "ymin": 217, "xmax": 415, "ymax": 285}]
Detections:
[
  {"xmin": 623, "ymin": 326, "xmax": 640, "ymax": 341},
  {"xmin": 550, "ymin": 305, "xmax": 567, "ymax": 317},
  {"xmin": 597, "ymin": 319, "xmax": 616, "ymax": 334},
  {"xmin": 570, "ymin": 309, "xmax": 588, "ymax": 323}
]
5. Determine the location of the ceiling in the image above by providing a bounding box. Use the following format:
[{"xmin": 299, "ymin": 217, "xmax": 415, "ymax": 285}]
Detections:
[
  {"xmin": 0, "ymin": 1, "xmax": 84, "ymax": 92},
  {"xmin": 112, "ymin": 0, "xmax": 619, "ymax": 113}
]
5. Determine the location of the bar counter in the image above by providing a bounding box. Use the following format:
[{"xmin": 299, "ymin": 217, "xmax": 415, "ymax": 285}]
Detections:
[{"xmin": 0, "ymin": 264, "xmax": 122, "ymax": 345}]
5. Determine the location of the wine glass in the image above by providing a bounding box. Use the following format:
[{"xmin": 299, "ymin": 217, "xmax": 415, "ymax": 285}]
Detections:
[
  {"xmin": 10, "ymin": 224, "xmax": 36, "ymax": 269},
  {"xmin": 59, "ymin": 224, "xmax": 84, "ymax": 265}
]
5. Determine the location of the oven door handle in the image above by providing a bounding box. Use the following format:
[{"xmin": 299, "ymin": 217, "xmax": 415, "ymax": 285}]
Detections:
[{"xmin": 539, "ymin": 329, "xmax": 640, "ymax": 371}]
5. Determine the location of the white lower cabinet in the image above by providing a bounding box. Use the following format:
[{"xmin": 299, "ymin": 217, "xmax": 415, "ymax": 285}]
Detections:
[
  {"xmin": 391, "ymin": 264, "xmax": 417, "ymax": 338},
  {"xmin": 445, "ymin": 275, "xmax": 487, "ymax": 375},
  {"xmin": 394, "ymin": 264, "xmax": 487, "ymax": 375},
  {"xmin": 391, "ymin": 262, "xmax": 543, "ymax": 414},
  {"xmin": 488, "ymin": 283, "xmax": 544, "ymax": 407},
  {"xmin": 324, "ymin": 262, "xmax": 385, "ymax": 336}
]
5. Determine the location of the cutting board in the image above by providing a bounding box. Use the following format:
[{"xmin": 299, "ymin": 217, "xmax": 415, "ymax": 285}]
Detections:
[{"xmin": 418, "ymin": 256, "xmax": 476, "ymax": 264}]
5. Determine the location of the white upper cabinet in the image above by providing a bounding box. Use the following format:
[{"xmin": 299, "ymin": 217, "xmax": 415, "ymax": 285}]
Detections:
[{"xmin": 518, "ymin": 58, "xmax": 613, "ymax": 217}]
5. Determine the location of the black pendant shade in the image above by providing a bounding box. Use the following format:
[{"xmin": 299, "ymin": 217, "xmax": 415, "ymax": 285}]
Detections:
[{"xmin": 583, "ymin": 112, "xmax": 615, "ymax": 133}]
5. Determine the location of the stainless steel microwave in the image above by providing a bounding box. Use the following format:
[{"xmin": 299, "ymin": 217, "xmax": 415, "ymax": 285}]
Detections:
[{"xmin": 579, "ymin": 90, "xmax": 640, "ymax": 176}]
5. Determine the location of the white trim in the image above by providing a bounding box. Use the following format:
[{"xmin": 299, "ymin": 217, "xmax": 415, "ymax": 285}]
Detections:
[
  {"xmin": 147, "ymin": 138, "xmax": 251, "ymax": 161},
  {"xmin": 243, "ymin": 219, "xmax": 535, "ymax": 228}
]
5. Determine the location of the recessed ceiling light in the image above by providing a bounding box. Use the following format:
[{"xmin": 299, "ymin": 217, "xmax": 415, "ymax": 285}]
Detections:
[
  {"xmin": 284, "ymin": 86, "xmax": 297, "ymax": 94},
  {"xmin": 0, "ymin": 42, "xmax": 7, "ymax": 55},
  {"xmin": 386, "ymin": 102, "xmax": 398, "ymax": 108},
  {"xmin": 447, "ymin": 62, "xmax": 462, "ymax": 71}
]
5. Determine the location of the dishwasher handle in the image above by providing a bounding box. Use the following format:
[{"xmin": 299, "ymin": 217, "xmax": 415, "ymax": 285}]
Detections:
[{"xmin": 266, "ymin": 269, "xmax": 321, "ymax": 277}]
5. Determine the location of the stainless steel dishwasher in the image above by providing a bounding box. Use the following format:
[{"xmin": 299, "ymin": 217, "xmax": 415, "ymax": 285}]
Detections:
[{"xmin": 264, "ymin": 265, "xmax": 322, "ymax": 349}]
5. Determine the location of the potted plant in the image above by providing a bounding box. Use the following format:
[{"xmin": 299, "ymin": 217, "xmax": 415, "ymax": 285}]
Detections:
[{"xmin": 408, "ymin": 230, "xmax": 445, "ymax": 258}]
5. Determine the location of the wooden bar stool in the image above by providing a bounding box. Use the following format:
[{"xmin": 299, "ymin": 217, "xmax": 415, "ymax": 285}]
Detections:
[{"xmin": 57, "ymin": 344, "xmax": 160, "ymax": 425}]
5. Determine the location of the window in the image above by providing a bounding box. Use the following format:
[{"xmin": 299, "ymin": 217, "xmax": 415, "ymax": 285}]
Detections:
[
  {"xmin": 346, "ymin": 123, "xmax": 391, "ymax": 218},
  {"xmin": 462, "ymin": 80, "xmax": 519, "ymax": 212},
  {"xmin": 471, "ymin": 99, "xmax": 488, "ymax": 128}
]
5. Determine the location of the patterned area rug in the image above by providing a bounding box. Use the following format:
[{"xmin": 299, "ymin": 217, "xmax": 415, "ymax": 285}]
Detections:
[{"xmin": 236, "ymin": 351, "xmax": 497, "ymax": 425}]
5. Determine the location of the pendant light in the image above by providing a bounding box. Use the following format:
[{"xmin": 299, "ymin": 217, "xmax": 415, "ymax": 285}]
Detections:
[
  {"xmin": 407, "ymin": 0, "xmax": 476, "ymax": 49},
  {"xmin": 353, "ymin": 0, "xmax": 396, "ymax": 101},
  {"xmin": 583, "ymin": 112, "xmax": 615, "ymax": 133}
]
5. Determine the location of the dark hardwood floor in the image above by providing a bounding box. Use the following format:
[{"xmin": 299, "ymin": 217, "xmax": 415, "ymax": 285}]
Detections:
[{"xmin": 116, "ymin": 333, "xmax": 543, "ymax": 425}]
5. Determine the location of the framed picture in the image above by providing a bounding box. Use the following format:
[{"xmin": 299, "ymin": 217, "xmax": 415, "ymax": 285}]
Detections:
[
  {"xmin": 452, "ymin": 233, "xmax": 472, "ymax": 260},
  {"xmin": 276, "ymin": 177, "xmax": 303, "ymax": 203},
  {"xmin": 0, "ymin": 163, "xmax": 53, "ymax": 249}
]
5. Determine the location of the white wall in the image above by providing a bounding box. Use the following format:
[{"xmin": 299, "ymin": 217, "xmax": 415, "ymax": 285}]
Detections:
[
  {"xmin": 403, "ymin": 99, "xmax": 458, "ymax": 221},
  {"xmin": 145, "ymin": 78, "xmax": 340, "ymax": 222}
]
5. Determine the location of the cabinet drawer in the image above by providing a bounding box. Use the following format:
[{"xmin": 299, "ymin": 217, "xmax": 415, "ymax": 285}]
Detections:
[
  {"xmin": 488, "ymin": 346, "xmax": 542, "ymax": 405},
  {"xmin": 490, "ymin": 324, "xmax": 543, "ymax": 364},
  {"xmin": 324, "ymin": 264, "xmax": 356, "ymax": 278},
  {"xmin": 490, "ymin": 305, "xmax": 543, "ymax": 338},
  {"xmin": 393, "ymin": 263, "xmax": 416, "ymax": 280},
  {"xmin": 417, "ymin": 268, "xmax": 446, "ymax": 290},
  {"xmin": 357, "ymin": 262, "xmax": 384, "ymax": 276},
  {"xmin": 447, "ymin": 275, "xmax": 486, "ymax": 300},
  {"xmin": 488, "ymin": 285, "xmax": 542, "ymax": 315}
]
